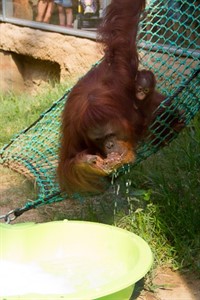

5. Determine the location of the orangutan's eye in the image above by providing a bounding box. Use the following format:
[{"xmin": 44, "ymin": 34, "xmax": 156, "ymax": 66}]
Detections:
[
  {"xmin": 144, "ymin": 88, "xmax": 150, "ymax": 94},
  {"xmin": 137, "ymin": 86, "xmax": 143, "ymax": 92}
]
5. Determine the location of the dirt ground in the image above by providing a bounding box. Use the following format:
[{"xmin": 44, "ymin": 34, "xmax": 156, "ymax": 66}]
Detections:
[
  {"xmin": 0, "ymin": 165, "xmax": 200, "ymax": 300},
  {"xmin": 134, "ymin": 268, "xmax": 200, "ymax": 300}
]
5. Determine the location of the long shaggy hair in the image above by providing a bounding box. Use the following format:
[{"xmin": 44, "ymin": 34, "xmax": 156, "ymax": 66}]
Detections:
[{"xmin": 58, "ymin": 0, "xmax": 146, "ymax": 194}]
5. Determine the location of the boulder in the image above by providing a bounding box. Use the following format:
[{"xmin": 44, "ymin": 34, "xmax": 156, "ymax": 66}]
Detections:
[{"xmin": 0, "ymin": 23, "xmax": 102, "ymax": 94}]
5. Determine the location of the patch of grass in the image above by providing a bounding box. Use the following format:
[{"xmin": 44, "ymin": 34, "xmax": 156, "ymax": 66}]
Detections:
[
  {"xmin": 115, "ymin": 113, "xmax": 200, "ymax": 274},
  {"xmin": 0, "ymin": 83, "xmax": 69, "ymax": 148}
]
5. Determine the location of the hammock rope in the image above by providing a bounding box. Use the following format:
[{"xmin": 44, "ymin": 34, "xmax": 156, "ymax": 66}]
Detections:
[{"xmin": 0, "ymin": 1, "xmax": 199, "ymax": 222}]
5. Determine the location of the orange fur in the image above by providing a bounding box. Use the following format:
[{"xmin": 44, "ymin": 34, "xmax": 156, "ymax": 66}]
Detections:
[{"xmin": 58, "ymin": 0, "xmax": 146, "ymax": 195}]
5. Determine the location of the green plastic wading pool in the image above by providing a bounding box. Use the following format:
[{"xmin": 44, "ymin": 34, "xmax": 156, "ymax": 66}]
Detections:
[{"xmin": 0, "ymin": 220, "xmax": 153, "ymax": 300}]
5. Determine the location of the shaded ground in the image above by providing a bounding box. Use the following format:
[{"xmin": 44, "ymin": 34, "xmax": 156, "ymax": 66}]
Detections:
[
  {"xmin": 0, "ymin": 165, "xmax": 200, "ymax": 299},
  {"xmin": 134, "ymin": 268, "xmax": 200, "ymax": 300}
]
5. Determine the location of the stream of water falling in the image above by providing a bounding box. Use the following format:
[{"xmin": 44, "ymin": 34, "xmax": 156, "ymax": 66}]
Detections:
[{"xmin": 111, "ymin": 164, "xmax": 135, "ymax": 225}]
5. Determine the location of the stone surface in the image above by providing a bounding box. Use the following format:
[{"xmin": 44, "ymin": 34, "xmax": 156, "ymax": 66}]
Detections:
[
  {"xmin": 0, "ymin": 23, "xmax": 102, "ymax": 94},
  {"xmin": 0, "ymin": 51, "xmax": 25, "ymax": 93},
  {"xmin": 12, "ymin": 0, "xmax": 34, "ymax": 20}
]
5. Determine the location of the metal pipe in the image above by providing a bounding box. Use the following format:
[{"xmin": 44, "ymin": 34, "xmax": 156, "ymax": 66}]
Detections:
[
  {"xmin": 1, "ymin": 0, "xmax": 6, "ymax": 19},
  {"xmin": 138, "ymin": 41, "xmax": 200, "ymax": 59},
  {"xmin": 0, "ymin": 17, "xmax": 97, "ymax": 40}
]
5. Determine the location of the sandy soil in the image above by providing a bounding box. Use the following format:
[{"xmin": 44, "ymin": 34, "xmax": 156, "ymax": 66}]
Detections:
[{"xmin": 134, "ymin": 268, "xmax": 200, "ymax": 299}]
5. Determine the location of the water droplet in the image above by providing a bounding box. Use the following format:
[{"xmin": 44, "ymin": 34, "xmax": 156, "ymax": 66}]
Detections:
[{"xmin": 116, "ymin": 184, "xmax": 120, "ymax": 195}]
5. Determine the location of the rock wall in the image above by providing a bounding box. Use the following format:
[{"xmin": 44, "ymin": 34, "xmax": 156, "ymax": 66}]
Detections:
[
  {"xmin": 12, "ymin": 0, "xmax": 34, "ymax": 20},
  {"xmin": 0, "ymin": 23, "xmax": 102, "ymax": 94}
]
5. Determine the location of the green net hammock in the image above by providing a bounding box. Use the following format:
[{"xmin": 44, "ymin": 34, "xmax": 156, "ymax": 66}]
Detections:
[{"xmin": 0, "ymin": 0, "xmax": 200, "ymax": 220}]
